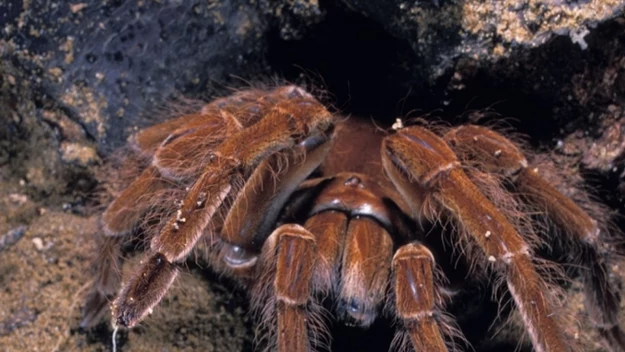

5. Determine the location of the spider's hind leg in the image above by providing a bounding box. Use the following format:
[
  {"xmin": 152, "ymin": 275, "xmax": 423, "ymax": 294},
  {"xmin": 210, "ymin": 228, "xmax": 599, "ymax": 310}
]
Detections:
[
  {"xmin": 384, "ymin": 125, "xmax": 574, "ymax": 352},
  {"xmin": 445, "ymin": 125, "xmax": 625, "ymax": 351},
  {"xmin": 516, "ymin": 161, "xmax": 624, "ymax": 350}
]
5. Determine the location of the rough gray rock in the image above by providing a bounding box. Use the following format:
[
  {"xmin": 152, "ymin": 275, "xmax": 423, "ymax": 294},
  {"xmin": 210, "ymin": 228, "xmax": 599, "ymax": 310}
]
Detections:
[{"xmin": 341, "ymin": 0, "xmax": 625, "ymax": 79}]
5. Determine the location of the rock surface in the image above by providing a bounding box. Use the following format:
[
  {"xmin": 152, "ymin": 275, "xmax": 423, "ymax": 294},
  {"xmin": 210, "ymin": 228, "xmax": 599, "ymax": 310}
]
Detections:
[{"xmin": 341, "ymin": 0, "xmax": 625, "ymax": 78}]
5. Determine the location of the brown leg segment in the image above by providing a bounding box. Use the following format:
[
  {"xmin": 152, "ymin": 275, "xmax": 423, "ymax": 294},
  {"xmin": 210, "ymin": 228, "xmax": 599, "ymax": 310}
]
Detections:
[
  {"xmin": 151, "ymin": 89, "xmax": 305, "ymax": 181},
  {"xmin": 151, "ymin": 86, "xmax": 334, "ymax": 262},
  {"xmin": 112, "ymin": 253, "xmax": 179, "ymax": 327},
  {"xmin": 383, "ymin": 126, "xmax": 572, "ymax": 352},
  {"xmin": 84, "ymin": 108, "xmax": 237, "ymax": 327},
  {"xmin": 445, "ymin": 125, "xmax": 624, "ymax": 349},
  {"xmin": 114, "ymin": 87, "xmax": 334, "ymax": 329},
  {"xmin": 83, "ymin": 151, "xmax": 170, "ymax": 327},
  {"xmin": 269, "ymin": 224, "xmax": 317, "ymax": 352},
  {"xmin": 81, "ymin": 236, "xmax": 123, "ymax": 327},
  {"xmin": 437, "ymin": 172, "xmax": 569, "ymax": 352},
  {"xmin": 516, "ymin": 167, "xmax": 621, "ymax": 325},
  {"xmin": 109, "ymin": 166, "xmax": 231, "ymax": 328},
  {"xmin": 102, "ymin": 165, "xmax": 170, "ymax": 236},
  {"xmin": 149, "ymin": 163, "xmax": 234, "ymax": 262},
  {"xmin": 130, "ymin": 113, "xmax": 217, "ymax": 155},
  {"xmin": 151, "ymin": 113, "xmax": 237, "ymax": 181},
  {"xmin": 393, "ymin": 243, "xmax": 449, "ymax": 352},
  {"xmin": 220, "ymin": 129, "xmax": 334, "ymax": 250},
  {"xmin": 129, "ymin": 86, "xmax": 282, "ymax": 155}
]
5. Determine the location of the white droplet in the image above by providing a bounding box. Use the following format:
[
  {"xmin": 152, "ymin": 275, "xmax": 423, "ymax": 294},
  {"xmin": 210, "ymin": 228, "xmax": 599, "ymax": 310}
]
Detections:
[{"xmin": 392, "ymin": 118, "xmax": 404, "ymax": 130}]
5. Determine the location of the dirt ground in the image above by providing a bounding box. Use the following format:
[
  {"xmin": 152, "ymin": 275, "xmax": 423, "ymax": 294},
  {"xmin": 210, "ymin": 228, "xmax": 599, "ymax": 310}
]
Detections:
[{"xmin": 0, "ymin": 198, "xmax": 252, "ymax": 352}]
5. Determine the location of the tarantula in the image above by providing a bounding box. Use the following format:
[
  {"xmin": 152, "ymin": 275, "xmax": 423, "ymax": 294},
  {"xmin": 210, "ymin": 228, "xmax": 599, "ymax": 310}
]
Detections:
[{"xmin": 81, "ymin": 85, "xmax": 625, "ymax": 352}]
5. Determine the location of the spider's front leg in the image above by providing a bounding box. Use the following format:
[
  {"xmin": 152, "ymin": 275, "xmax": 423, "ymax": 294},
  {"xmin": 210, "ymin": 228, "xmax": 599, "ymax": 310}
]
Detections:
[
  {"xmin": 382, "ymin": 126, "xmax": 573, "ymax": 352},
  {"xmin": 445, "ymin": 125, "xmax": 625, "ymax": 350},
  {"xmin": 254, "ymin": 223, "xmax": 317, "ymax": 352},
  {"xmin": 112, "ymin": 86, "xmax": 336, "ymax": 328},
  {"xmin": 82, "ymin": 87, "xmax": 289, "ymax": 327},
  {"xmin": 392, "ymin": 242, "xmax": 452, "ymax": 352}
]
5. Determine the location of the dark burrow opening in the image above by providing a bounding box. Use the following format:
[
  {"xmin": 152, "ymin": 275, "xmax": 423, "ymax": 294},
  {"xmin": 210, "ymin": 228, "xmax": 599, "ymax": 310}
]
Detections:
[{"xmin": 267, "ymin": 1, "xmax": 561, "ymax": 144}]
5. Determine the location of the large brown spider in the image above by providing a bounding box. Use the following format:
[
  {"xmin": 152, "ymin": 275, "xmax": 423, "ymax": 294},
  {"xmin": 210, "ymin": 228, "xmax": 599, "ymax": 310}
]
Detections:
[{"xmin": 81, "ymin": 85, "xmax": 625, "ymax": 352}]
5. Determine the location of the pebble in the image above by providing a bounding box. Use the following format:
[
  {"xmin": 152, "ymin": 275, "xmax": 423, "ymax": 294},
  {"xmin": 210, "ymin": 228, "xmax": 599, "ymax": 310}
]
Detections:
[{"xmin": 32, "ymin": 237, "xmax": 45, "ymax": 251}]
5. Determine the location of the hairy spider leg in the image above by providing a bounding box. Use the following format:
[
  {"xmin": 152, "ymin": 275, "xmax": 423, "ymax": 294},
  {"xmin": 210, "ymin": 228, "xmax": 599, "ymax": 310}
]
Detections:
[
  {"xmin": 150, "ymin": 87, "xmax": 307, "ymax": 181},
  {"xmin": 82, "ymin": 89, "xmax": 273, "ymax": 327},
  {"xmin": 81, "ymin": 166, "xmax": 170, "ymax": 328},
  {"xmin": 81, "ymin": 235, "xmax": 123, "ymax": 327},
  {"xmin": 382, "ymin": 126, "xmax": 573, "ymax": 352},
  {"xmin": 445, "ymin": 125, "xmax": 625, "ymax": 351},
  {"xmin": 251, "ymin": 209, "xmax": 345, "ymax": 352},
  {"xmin": 516, "ymin": 168, "xmax": 625, "ymax": 350},
  {"xmin": 392, "ymin": 243, "xmax": 451, "ymax": 352},
  {"xmin": 257, "ymin": 224, "xmax": 318, "ymax": 352},
  {"xmin": 105, "ymin": 86, "xmax": 327, "ymax": 236},
  {"xmin": 113, "ymin": 86, "xmax": 335, "ymax": 328},
  {"xmin": 130, "ymin": 87, "xmax": 279, "ymax": 155}
]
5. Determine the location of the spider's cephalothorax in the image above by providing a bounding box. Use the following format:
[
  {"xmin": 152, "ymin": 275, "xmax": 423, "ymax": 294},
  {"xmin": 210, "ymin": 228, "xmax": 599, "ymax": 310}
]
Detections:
[{"xmin": 81, "ymin": 86, "xmax": 625, "ymax": 352}]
